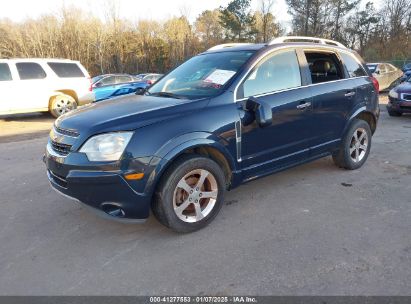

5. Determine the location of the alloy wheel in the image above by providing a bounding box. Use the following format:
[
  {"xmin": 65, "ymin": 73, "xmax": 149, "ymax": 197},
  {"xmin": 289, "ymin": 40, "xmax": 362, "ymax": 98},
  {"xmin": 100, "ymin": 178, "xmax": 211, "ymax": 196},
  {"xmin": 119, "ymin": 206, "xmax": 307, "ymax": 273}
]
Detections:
[
  {"xmin": 173, "ymin": 169, "xmax": 218, "ymax": 223},
  {"xmin": 349, "ymin": 127, "xmax": 368, "ymax": 163},
  {"xmin": 55, "ymin": 97, "xmax": 75, "ymax": 115}
]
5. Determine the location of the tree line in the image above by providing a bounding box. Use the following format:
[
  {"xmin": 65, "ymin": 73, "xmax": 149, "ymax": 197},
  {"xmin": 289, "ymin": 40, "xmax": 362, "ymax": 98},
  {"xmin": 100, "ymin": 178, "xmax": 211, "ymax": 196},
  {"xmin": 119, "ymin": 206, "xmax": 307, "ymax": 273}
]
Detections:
[{"xmin": 0, "ymin": 0, "xmax": 409, "ymax": 76}]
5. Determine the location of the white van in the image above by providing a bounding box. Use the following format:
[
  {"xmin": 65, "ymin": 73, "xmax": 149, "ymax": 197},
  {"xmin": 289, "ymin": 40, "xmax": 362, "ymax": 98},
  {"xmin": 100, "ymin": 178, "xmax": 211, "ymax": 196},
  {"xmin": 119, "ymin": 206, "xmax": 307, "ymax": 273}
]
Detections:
[{"xmin": 0, "ymin": 58, "xmax": 95, "ymax": 117}]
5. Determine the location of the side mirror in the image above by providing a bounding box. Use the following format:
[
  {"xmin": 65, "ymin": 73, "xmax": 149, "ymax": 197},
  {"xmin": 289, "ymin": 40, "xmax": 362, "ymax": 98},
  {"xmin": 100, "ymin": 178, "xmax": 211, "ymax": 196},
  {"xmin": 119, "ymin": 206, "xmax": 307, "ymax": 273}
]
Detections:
[
  {"xmin": 375, "ymin": 70, "xmax": 380, "ymax": 75},
  {"xmin": 244, "ymin": 97, "xmax": 272, "ymax": 128}
]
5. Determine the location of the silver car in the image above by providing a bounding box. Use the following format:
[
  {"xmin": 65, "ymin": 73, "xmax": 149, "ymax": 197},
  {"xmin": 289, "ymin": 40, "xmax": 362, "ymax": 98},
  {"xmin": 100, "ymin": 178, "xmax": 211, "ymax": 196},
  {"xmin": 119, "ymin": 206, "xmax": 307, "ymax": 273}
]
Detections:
[{"xmin": 366, "ymin": 63, "xmax": 403, "ymax": 91}]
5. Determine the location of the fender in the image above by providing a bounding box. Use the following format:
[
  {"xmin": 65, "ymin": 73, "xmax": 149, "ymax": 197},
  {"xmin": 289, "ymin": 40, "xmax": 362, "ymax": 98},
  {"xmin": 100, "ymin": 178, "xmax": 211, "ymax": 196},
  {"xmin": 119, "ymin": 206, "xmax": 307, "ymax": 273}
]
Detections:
[
  {"xmin": 143, "ymin": 133, "xmax": 239, "ymax": 196},
  {"xmin": 341, "ymin": 105, "xmax": 377, "ymax": 137}
]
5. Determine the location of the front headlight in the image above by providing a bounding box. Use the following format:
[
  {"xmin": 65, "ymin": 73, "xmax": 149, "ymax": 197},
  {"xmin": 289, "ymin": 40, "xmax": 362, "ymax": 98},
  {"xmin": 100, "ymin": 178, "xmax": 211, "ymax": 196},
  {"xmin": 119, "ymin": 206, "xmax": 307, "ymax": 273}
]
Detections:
[
  {"xmin": 389, "ymin": 89, "xmax": 399, "ymax": 99},
  {"xmin": 80, "ymin": 132, "xmax": 133, "ymax": 161}
]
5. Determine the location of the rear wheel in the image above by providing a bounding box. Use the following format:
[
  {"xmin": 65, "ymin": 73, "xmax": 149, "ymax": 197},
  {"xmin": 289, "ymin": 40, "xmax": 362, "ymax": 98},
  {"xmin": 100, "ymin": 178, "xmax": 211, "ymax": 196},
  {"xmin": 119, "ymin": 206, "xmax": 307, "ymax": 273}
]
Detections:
[
  {"xmin": 332, "ymin": 119, "xmax": 372, "ymax": 170},
  {"xmin": 49, "ymin": 94, "xmax": 77, "ymax": 118},
  {"xmin": 152, "ymin": 155, "xmax": 226, "ymax": 233}
]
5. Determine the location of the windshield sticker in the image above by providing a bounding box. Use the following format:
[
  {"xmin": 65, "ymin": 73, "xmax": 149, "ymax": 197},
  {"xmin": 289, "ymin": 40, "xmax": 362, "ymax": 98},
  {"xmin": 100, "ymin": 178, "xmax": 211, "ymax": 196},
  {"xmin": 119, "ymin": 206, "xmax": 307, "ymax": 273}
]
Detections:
[{"xmin": 204, "ymin": 69, "xmax": 236, "ymax": 86}]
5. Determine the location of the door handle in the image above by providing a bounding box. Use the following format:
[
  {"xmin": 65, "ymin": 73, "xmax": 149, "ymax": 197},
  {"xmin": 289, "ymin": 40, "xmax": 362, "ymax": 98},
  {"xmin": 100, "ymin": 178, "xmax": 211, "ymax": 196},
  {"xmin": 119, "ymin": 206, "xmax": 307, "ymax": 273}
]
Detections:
[
  {"xmin": 296, "ymin": 102, "xmax": 311, "ymax": 109},
  {"xmin": 345, "ymin": 91, "xmax": 356, "ymax": 97}
]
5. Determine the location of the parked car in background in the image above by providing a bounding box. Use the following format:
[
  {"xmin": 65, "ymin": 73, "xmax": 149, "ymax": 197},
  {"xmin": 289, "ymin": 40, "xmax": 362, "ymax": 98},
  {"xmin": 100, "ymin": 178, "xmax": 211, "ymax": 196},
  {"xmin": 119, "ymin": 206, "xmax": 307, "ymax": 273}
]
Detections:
[
  {"xmin": 400, "ymin": 63, "xmax": 411, "ymax": 82},
  {"xmin": 402, "ymin": 62, "xmax": 411, "ymax": 72},
  {"xmin": 133, "ymin": 74, "xmax": 163, "ymax": 94},
  {"xmin": 0, "ymin": 58, "xmax": 94, "ymax": 117},
  {"xmin": 45, "ymin": 37, "xmax": 379, "ymax": 232},
  {"xmin": 366, "ymin": 62, "xmax": 403, "ymax": 91},
  {"xmin": 92, "ymin": 74, "xmax": 136, "ymax": 101},
  {"xmin": 388, "ymin": 74, "xmax": 411, "ymax": 116}
]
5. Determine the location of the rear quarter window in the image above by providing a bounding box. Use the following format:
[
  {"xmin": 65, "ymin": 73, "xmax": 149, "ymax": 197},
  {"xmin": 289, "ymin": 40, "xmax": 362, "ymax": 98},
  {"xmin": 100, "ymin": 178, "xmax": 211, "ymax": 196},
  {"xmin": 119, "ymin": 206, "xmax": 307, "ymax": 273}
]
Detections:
[
  {"xmin": 16, "ymin": 62, "xmax": 47, "ymax": 80},
  {"xmin": 48, "ymin": 62, "xmax": 85, "ymax": 78},
  {"xmin": 0, "ymin": 63, "xmax": 12, "ymax": 81},
  {"xmin": 340, "ymin": 53, "xmax": 367, "ymax": 78}
]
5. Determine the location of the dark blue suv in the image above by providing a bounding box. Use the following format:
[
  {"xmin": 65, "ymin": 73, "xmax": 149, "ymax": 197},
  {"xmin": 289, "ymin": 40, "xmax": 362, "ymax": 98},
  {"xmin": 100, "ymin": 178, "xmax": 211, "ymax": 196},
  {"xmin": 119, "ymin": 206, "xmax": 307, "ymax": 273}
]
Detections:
[{"xmin": 44, "ymin": 37, "xmax": 380, "ymax": 232}]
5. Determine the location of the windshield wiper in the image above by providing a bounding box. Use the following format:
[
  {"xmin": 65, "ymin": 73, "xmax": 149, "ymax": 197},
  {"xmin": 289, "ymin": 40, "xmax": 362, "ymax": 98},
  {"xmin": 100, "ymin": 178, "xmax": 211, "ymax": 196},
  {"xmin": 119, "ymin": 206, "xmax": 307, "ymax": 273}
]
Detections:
[{"xmin": 149, "ymin": 91, "xmax": 186, "ymax": 99}]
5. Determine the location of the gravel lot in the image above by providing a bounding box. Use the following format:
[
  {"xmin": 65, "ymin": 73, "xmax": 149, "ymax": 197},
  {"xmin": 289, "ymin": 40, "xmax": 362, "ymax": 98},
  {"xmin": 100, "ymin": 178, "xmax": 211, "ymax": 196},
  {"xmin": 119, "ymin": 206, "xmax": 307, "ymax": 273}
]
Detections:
[{"xmin": 0, "ymin": 96, "xmax": 410, "ymax": 295}]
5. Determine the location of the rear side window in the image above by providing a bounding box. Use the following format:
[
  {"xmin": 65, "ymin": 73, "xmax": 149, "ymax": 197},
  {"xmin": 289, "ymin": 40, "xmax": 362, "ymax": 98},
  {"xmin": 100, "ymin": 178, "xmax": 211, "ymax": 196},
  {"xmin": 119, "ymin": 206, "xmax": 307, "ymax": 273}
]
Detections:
[
  {"xmin": 304, "ymin": 51, "xmax": 344, "ymax": 84},
  {"xmin": 241, "ymin": 50, "xmax": 301, "ymax": 98},
  {"xmin": 0, "ymin": 63, "xmax": 12, "ymax": 81},
  {"xmin": 116, "ymin": 75, "xmax": 132, "ymax": 83},
  {"xmin": 340, "ymin": 53, "xmax": 367, "ymax": 78},
  {"xmin": 48, "ymin": 62, "xmax": 85, "ymax": 78},
  {"xmin": 16, "ymin": 62, "xmax": 46, "ymax": 80},
  {"xmin": 99, "ymin": 76, "xmax": 116, "ymax": 86}
]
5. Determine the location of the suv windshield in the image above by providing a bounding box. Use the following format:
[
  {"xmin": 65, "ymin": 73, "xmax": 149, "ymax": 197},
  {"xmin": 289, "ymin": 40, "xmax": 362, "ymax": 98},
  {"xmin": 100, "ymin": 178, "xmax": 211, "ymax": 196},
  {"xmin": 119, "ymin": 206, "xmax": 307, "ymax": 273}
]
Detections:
[{"xmin": 148, "ymin": 51, "xmax": 255, "ymax": 99}]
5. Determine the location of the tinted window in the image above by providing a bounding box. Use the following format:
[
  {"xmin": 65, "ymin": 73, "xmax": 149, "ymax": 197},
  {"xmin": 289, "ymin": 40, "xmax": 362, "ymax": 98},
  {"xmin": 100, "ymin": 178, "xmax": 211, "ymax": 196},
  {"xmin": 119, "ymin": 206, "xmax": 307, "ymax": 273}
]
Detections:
[
  {"xmin": 0, "ymin": 63, "xmax": 12, "ymax": 81},
  {"xmin": 340, "ymin": 53, "xmax": 367, "ymax": 77},
  {"xmin": 48, "ymin": 62, "xmax": 85, "ymax": 78},
  {"xmin": 116, "ymin": 75, "xmax": 132, "ymax": 83},
  {"xmin": 305, "ymin": 51, "xmax": 344, "ymax": 84},
  {"xmin": 242, "ymin": 50, "xmax": 301, "ymax": 98},
  {"xmin": 16, "ymin": 62, "xmax": 46, "ymax": 80}
]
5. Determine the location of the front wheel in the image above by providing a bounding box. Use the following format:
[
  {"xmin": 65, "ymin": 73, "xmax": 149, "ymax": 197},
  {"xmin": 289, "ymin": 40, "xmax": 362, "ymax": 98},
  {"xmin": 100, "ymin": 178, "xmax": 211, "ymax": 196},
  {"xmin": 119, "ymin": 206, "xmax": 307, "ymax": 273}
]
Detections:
[
  {"xmin": 49, "ymin": 94, "xmax": 77, "ymax": 118},
  {"xmin": 152, "ymin": 155, "xmax": 226, "ymax": 233},
  {"xmin": 332, "ymin": 119, "xmax": 372, "ymax": 170}
]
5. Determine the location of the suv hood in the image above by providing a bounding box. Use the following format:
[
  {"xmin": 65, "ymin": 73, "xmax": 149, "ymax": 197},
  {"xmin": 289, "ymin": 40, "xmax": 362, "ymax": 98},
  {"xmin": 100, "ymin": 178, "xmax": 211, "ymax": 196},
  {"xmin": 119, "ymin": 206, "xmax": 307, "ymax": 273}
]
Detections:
[
  {"xmin": 56, "ymin": 94, "xmax": 209, "ymax": 135},
  {"xmin": 395, "ymin": 81, "xmax": 411, "ymax": 93}
]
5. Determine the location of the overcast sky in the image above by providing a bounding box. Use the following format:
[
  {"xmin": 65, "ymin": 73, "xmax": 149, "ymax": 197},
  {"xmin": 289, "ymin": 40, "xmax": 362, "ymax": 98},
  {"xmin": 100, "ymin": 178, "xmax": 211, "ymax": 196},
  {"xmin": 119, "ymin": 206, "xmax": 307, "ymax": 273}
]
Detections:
[
  {"xmin": 0, "ymin": 0, "xmax": 381, "ymax": 29},
  {"xmin": 0, "ymin": 0, "xmax": 292, "ymax": 25}
]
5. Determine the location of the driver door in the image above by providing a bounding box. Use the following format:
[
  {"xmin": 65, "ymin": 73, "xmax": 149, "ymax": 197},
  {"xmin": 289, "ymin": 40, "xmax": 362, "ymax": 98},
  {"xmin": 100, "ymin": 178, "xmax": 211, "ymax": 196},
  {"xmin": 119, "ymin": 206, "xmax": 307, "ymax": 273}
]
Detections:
[{"xmin": 237, "ymin": 49, "xmax": 315, "ymax": 180}]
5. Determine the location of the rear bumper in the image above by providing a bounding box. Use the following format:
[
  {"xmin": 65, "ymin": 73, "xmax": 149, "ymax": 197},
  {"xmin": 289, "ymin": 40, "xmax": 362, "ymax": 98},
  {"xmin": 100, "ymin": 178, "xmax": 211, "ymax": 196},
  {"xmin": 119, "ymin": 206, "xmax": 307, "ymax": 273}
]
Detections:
[
  {"xmin": 44, "ymin": 144, "xmax": 152, "ymax": 221},
  {"xmin": 78, "ymin": 92, "xmax": 95, "ymax": 105},
  {"xmin": 387, "ymin": 97, "xmax": 411, "ymax": 113}
]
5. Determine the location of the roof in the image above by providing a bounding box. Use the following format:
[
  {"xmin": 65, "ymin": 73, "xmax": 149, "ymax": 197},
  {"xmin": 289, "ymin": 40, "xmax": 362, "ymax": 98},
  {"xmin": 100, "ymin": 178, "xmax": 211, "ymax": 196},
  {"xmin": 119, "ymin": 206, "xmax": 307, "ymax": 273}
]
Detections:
[
  {"xmin": 0, "ymin": 58, "xmax": 79, "ymax": 63},
  {"xmin": 204, "ymin": 42, "xmax": 352, "ymax": 54}
]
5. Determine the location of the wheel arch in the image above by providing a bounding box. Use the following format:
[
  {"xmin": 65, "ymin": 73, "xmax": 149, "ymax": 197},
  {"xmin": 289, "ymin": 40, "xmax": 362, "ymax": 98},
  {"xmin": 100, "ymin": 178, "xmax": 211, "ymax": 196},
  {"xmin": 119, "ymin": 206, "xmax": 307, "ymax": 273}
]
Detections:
[
  {"xmin": 344, "ymin": 107, "xmax": 377, "ymax": 136},
  {"xmin": 48, "ymin": 90, "xmax": 78, "ymax": 109},
  {"xmin": 147, "ymin": 138, "xmax": 238, "ymax": 198}
]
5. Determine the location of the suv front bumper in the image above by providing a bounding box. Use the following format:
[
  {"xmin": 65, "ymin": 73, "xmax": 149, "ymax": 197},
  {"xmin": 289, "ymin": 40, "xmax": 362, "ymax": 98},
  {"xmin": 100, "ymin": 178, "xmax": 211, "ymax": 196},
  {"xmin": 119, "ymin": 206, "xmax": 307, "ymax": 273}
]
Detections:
[{"xmin": 44, "ymin": 144, "xmax": 152, "ymax": 221}]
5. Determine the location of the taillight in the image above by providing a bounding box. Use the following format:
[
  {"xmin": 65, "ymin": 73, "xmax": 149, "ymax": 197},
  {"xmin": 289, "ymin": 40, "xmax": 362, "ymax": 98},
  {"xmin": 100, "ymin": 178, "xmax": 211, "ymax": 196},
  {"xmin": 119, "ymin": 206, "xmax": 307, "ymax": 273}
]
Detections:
[
  {"xmin": 370, "ymin": 76, "xmax": 379, "ymax": 93},
  {"xmin": 88, "ymin": 77, "xmax": 93, "ymax": 92}
]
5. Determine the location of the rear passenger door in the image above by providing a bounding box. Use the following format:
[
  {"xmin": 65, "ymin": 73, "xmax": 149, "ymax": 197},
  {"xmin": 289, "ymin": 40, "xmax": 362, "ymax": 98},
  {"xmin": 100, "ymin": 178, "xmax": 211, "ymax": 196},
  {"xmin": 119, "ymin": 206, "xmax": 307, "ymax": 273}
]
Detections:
[
  {"xmin": 15, "ymin": 62, "xmax": 49, "ymax": 110},
  {"xmin": 302, "ymin": 50, "xmax": 356, "ymax": 155},
  {"xmin": 237, "ymin": 49, "xmax": 314, "ymax": 178}
]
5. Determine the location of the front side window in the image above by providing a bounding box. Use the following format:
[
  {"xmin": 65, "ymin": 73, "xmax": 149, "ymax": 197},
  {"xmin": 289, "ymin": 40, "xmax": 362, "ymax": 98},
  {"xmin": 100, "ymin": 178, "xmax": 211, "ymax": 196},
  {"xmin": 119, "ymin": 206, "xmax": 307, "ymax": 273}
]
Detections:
[
  {"xmin": 148, "ymin": 51, "xmax": 255, "ymax": 99},
  {"xmin": 16, "ymin": 62, "xmax": 46, "ymax": 80},
  {"xmin": 116, "ymin": 75, "xmax": 132, "ymax": 83},
  {"xmin": 48, "ymin": 62, "xmax": 85, "ymax": 78},
  {"xmin": 99, "ymin": 76, "xmax": 116, "ymax": 86},
  {"xmin": 0, "ymin": 63, "xmax": 12, "ymax": 81},
  {"xmin": 241, "ymin": 50, "xmax": 302, "ymax": 98}
]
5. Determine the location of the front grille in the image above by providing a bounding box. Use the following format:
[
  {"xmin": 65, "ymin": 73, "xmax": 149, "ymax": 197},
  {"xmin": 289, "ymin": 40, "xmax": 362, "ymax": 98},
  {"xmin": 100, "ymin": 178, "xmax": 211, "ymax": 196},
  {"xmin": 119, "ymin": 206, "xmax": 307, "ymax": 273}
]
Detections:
[
  {"xmin": 51, "ymin": 141, "xmax": 72, "ymax": 156},
  {"xmin": 402, "ymin": 94, "xmax": 411, "ymax": 101},
  {"xmin": 55, "ymin": 126, "xmax": 79, "ymax": 137}
]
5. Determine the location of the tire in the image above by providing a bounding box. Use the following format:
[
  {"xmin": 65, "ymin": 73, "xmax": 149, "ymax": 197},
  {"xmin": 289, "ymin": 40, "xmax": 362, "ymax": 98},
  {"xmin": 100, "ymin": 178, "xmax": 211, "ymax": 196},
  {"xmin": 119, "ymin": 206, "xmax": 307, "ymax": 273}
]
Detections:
[
  {"xmin": 152, "ymin": 155, "xmax": 226, "ymax": 233},
  {"xmin": 49, "ymin": 94, "xmax": 77, "ymax": 118},
  {"xmin": 388, "ymin": 110, "xmax": 402, "ymax": 117},
  {"xmin": 332, "ymin": 119, "xmax": 372, "ymax": 170}
]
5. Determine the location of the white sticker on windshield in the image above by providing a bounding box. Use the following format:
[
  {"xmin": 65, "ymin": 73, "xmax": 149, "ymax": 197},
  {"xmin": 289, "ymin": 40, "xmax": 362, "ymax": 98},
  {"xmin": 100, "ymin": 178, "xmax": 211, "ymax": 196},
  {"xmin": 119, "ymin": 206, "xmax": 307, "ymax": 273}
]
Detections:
[{"xmin": 204, "ymin": 69, "xmax": 236, "ymax": 85}]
